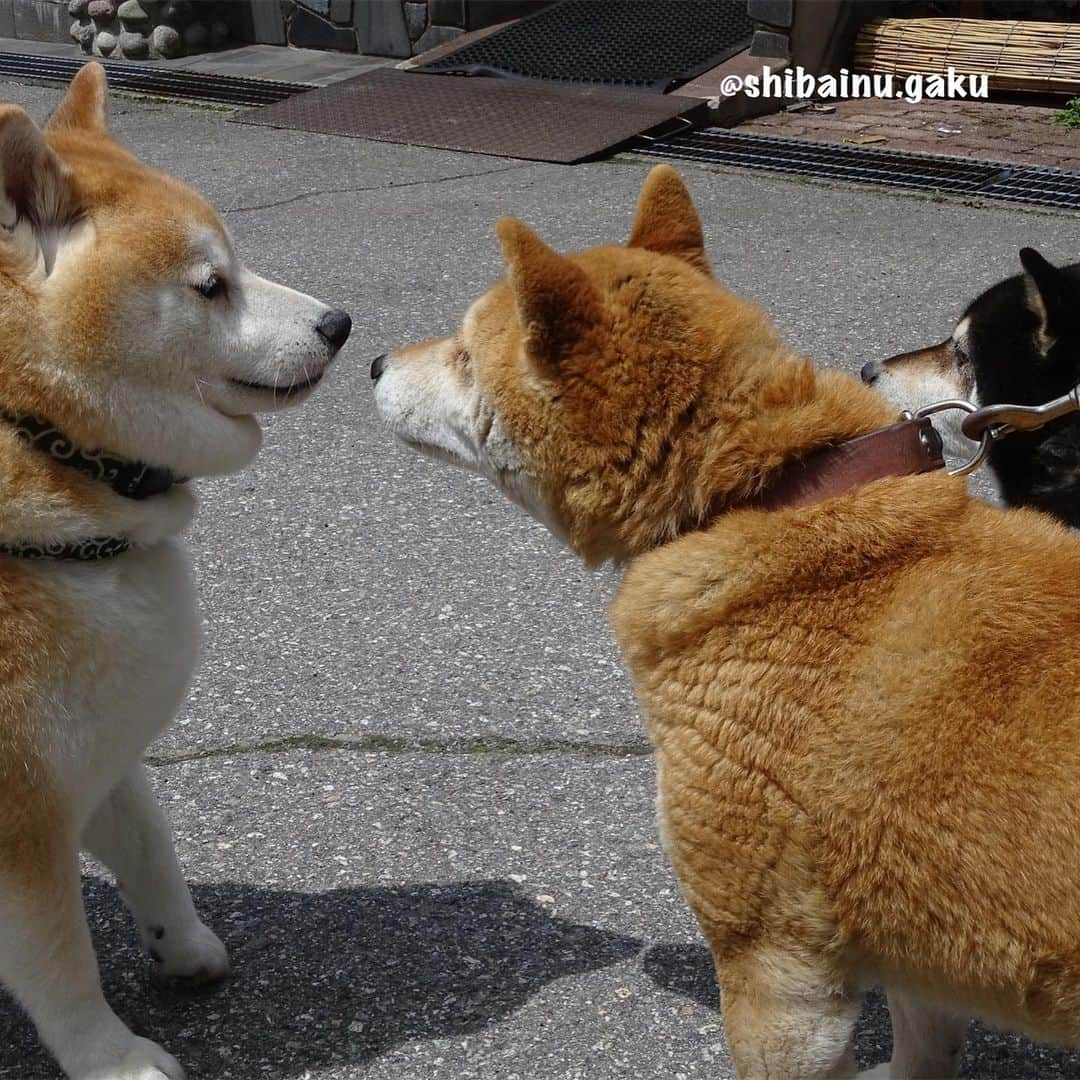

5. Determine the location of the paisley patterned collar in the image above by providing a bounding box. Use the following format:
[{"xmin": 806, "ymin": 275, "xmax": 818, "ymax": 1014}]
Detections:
[
  {"xmin": 3, "ymin": 412, "xmax": 177, "ymax": 500},
  {"xmin": 0, "ymin": 536, "xmax": 130, "ymax": 561},
  {"xmin": 0, "ymin": 411, "xmax": 178, "ymax": 562}
]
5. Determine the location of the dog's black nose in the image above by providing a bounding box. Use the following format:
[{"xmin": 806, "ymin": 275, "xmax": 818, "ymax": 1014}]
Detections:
[
  {"xmin": 370, "ymin": 353, "xmax": 387, "ymax": 381},
  {"xmin": 317, "ymin": 309, "xmax": 352, "ymax": 352},
  {"xmin": 860, "ymin": 361, "xmax": 880, "ymax": 386}
]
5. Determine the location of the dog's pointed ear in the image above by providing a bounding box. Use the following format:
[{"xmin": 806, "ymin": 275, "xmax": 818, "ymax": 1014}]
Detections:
[
  {"xmin": 46, "ymin": 62, "xmax": 108, "ymax": 134},
  {"xmin": 1020, "ymin": 247, "xmax": 1072, "ymax": 339},
  {"xmin": 628, "ymin": 164, "xmax": 711, "ymax": 276},
  {"xmin": 496, "ymin": 216, "xmax": 601, "ymax": 368},
  {"xmin": 0, "ymin": 105, "xmax": 72, "ymax": 230}
]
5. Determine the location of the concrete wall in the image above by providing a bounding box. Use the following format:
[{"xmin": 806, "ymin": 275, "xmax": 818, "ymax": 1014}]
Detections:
[
  {"xmin": 369, "ymin": 0, "xmax": 549, "ymax": 58},
  {"xmin": 247, "ymin": 0, "xmax": 550, "ymax": 57},
  {"xmin": 749, "ymin": 0, "xmax": 890, "ymax": 74},
  {"xmin": 1, "ymin": 0, "xmax": 71, "ymax": 43},
  {"xmin": 0, "ymin": 0, "xmax": 549, "ymax": 56}
]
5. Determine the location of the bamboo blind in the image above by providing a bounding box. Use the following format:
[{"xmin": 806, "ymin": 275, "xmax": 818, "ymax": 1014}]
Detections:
[{"xmin": 855, "ymin": 17, "xmax": 1080, "ymax": 95}]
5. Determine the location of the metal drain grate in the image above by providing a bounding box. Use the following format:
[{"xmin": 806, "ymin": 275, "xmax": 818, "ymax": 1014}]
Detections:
[
  {"xmin": 416, "ymin": 0, "xmax": 753, "ymax": 93},
  {"xmin": 634, "ymin": 128, "xmax": 1080, "ymax": 211},
  {"xmin": 978, "ymin": 168, "xmax": 1080, "ymax": 209},
  {"xmin": 0, "ymin": 51, "xmax": 313, "ymax": 107}
]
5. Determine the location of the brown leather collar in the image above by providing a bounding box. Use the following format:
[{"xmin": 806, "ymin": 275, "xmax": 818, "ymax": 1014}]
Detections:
[{"xmin": 746, "ymin": 417, "xmax": 946, "ymax": 512}]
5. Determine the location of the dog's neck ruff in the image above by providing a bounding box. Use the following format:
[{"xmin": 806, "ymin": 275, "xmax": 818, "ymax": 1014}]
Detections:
[
  {"xmin": 745, "ymin": 417, "xmax": 946, "ymax": 512},
  {"xmin": 0, "ymin": 410, "xmax": 178, "ymax": 561}
]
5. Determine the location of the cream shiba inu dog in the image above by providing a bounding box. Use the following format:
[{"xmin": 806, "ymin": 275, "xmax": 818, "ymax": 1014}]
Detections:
[
  {"xmin": 0, "ymin": 67, "xmax": 350, "ymax": 1078},
  {"xmin": 373, "ymin": 166, "xmax": 1080, "ymax": 1078}
]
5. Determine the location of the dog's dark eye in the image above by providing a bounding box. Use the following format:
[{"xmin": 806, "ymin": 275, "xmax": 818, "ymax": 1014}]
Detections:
[
  {"xmin": 194, "ymin": 274, "xmax": 224, "ymax": 301},
  {"xmin": 953, "ymin": 340, "xmax": 970, "ymax": 367}
]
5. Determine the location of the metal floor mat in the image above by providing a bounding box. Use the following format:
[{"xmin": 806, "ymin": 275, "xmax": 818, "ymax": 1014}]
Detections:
[
  {"xmin": 232, "ymin": 68, "xmax": 703, "ymax": 164},
  {"xmin": 0, "ymin": 51, "xmax": 311, "ymax": 107},
  {"xmin": 635, "ymin": 128, "xmax": 1080, "ymax": 211},
  {"xmin": 415, "ymin": 0, "xmax": 753, "ymax": 93}
]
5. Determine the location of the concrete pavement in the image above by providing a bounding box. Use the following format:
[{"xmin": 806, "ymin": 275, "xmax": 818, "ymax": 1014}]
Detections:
[{"xmin": 0, "ymin": 78, "xmax": 1078, "ymax": 1078}]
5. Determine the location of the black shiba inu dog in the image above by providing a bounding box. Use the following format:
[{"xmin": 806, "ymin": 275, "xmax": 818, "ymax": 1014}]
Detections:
[{"xmin": 863, "ymin": 249, "xmax": 1080, "ymax": 526}]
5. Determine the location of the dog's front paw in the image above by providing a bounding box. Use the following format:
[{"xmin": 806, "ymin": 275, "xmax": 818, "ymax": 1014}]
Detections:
[
  {"xmin": 77, "ymin": 1036, "xmax": 185, "ymax": 1080},
  {"xmin": 147, "ymin": 919, "xmax": 230, "ymax": 986}
]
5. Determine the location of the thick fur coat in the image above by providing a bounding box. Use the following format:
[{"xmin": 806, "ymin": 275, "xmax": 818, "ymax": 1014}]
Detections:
[
  {"xmin": 374, "ymin": 165, "xmax": 1080, "ymax": 1078},
  {"xmin": 0, "ymin": 67, "xmax": 348, "ymax": 1080}
]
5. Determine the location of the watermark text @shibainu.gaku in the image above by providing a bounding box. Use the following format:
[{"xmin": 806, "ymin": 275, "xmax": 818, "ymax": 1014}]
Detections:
[{"xmin": 709, "ymin": 66, "xmax": 990, "ymax": 106}]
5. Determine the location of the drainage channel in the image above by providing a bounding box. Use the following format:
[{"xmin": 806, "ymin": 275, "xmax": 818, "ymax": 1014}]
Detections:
[
  {"xmin": 635, "ymin": 127, "xmax": 1080, "ymax": 212},
  {"xmin": 0, "ymin": 52, "xmax": 313, "ymax": 108}
]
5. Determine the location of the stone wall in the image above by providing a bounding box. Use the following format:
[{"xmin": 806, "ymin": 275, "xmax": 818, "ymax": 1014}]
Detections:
[
  {"xmin": 3, "ymin": 0, "xmax": 551, "ymax": 57},
  {"xmin": 68, "ymin": 0, "xmax": 232, "ymax": 59}
]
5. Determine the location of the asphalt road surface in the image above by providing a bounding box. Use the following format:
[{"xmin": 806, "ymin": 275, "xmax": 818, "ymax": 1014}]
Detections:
[{"xmin": 0, "ymin": 80, "xmax": 1077, "ymax": 1079}]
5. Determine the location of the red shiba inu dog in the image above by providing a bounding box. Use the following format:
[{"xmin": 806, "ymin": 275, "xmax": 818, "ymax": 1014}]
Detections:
[
  {"xmin": 0, "ymin": 66, "xmax": 349, "ymax": 1078},
  {"xmin": 373, "ymin": 165, "xmax": 1080, "ymax": 1078}
]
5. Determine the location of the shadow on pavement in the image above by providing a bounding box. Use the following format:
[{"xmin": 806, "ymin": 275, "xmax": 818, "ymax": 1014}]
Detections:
[
  {"xmin": 641, "ymin": 941, "xmax": 1080, "ymax": 1078},
  {"xmin": 641, "ymin": 941, "xmax": 716, "ymax": 1010},
  {"xmin": 1, "ymin": 877, "xmax": 641, "ymax": 1079}
]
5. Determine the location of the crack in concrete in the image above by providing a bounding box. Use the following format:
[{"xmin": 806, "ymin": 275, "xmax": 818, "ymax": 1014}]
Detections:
[
  {"xmin": 146, "ymin": 732, "xmax": 653, "ymax": 766},
  {"xmin": 223, "ymin": 164, "xmax": 533, "ymax": 216}
]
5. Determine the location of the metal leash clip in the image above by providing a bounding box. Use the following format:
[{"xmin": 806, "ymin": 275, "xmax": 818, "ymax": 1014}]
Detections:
[
  {"xmin": 908, "ymin": 383, "xmax": 1080, "ymax": 478},
  {"xmin": 960, "ymin": 383, "xmax": 1080, "ymax": 443},
  {"xmin": 909, "ymin": 399, "xmax": 989, "ymax": 477}
]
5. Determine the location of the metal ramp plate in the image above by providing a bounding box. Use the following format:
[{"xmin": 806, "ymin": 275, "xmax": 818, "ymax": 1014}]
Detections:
[{"xmin": 233, "ymin": 68, "xmax": 703, "ymax": 164}]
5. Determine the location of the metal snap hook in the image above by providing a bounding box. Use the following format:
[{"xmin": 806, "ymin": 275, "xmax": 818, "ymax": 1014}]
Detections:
[{"xmin": 912, "ymin": 399, "xmax": 993, "ymax": 477}]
